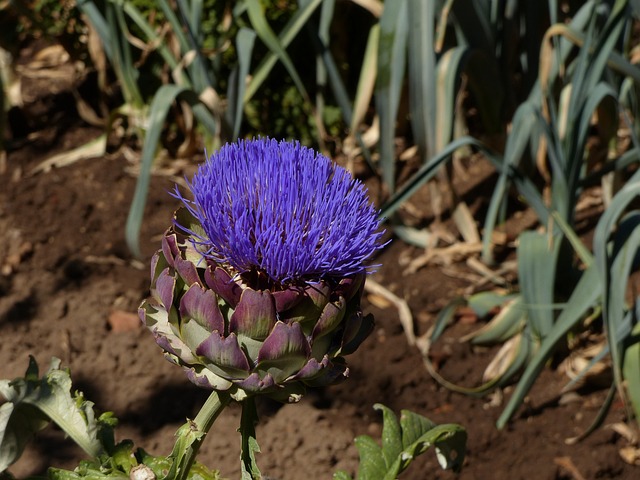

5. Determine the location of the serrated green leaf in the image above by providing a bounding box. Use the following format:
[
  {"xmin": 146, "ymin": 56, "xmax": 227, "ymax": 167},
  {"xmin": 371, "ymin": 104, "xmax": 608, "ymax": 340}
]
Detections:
[
  {"xmin": 354, "ymin": 435, "xmax": 385, "ymax": 480},
  {"xmin": 350, "ymin": 406, "xmax": 465, "ymax": 479},
  {"xmin": 0, "ymin": 356, "xmax": 110, "ymax": 472},
  {"xmin": 0, "ymin": 400, "xmax": 48, "ymax": 472},
  {"xmin": 373, "ymin": 404, "xmax": 402, "ymax": 468},
  {"xmin": 332, "ymin": 471, "xmax": 352, "ymax": 480},
  {"xmin": 399, "ymin": 409, "xmax": 436, "ymax": 448}
]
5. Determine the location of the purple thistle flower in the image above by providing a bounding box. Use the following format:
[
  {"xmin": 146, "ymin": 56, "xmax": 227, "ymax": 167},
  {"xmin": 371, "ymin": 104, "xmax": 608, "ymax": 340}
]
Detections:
[{"xmin": 174, "ymin": 138, "xmax": 384, "ymax": 284}]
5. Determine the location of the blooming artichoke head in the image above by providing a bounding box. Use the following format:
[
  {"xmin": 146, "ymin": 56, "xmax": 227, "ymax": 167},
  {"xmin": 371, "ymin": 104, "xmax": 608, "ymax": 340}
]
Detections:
[{"xmin": 140, "ymin": 138, "xmax": 384, "ymax": 401}]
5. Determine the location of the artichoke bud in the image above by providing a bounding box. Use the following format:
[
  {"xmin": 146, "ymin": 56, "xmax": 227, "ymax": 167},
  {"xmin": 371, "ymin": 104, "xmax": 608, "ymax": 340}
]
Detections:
[
  {"xmin": 140, "ymin": 214, "xmax": 373, "ymax": 402},
  {"xmin": 140, "ymin": 138, "xmax": 384, "ymax": 402}
]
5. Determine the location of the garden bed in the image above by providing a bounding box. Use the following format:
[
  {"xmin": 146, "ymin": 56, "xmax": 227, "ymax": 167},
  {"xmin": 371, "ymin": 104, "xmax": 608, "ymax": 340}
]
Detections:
[{"xmin": 0, "ymin": 41, "xmax": 637, "ymax": 480}]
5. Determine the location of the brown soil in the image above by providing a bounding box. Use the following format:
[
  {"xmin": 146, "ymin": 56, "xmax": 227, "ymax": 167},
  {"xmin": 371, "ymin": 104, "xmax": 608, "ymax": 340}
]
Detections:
[{"xmin": 1, "ymin": 43, "xmax": 637, "ymax": 480}]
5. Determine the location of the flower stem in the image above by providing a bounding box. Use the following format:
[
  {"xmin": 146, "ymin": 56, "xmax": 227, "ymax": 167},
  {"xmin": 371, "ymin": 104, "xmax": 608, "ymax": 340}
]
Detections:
[
  {"xmin": 240, "ymin": 397, "xmax": 262, "ymax": 480},
  {"xmin": 169, "ymin": 390, "xmax": 231, "ymax": 480}
]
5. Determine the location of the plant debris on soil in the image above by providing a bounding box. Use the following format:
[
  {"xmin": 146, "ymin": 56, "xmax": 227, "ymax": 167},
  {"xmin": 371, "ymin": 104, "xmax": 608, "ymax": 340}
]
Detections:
[{"xmin": 1, "ymin": 41, "xmax": 638, "ymax": 480}]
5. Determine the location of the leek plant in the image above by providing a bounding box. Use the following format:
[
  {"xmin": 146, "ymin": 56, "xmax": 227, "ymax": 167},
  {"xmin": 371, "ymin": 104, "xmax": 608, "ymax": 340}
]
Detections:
[
  {"xmin": 421, "ymin": 0, "xmax": 640, "ymax": 434},
  {"xmin": 75, "ymin": 0, "xmax": 358, "ymax": 258}
]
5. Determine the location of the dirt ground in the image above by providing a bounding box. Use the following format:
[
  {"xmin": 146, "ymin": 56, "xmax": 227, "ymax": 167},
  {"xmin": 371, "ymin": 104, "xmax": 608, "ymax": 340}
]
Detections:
[{"xmin": 1, "ymin": 42, "xmax": 638, "ymax": 480}]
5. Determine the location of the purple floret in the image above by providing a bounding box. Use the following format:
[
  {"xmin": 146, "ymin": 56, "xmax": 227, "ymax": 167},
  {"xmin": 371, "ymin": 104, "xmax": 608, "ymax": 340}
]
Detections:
[{"xmin": 174, "ymin": 138, "xmax": 384, "ymax": 284}]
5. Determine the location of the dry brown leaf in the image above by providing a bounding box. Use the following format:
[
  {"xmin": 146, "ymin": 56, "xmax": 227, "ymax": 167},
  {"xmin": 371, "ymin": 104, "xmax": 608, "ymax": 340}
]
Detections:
[
  {"xmin": 483, "ymin": 334, "xmax": 520, "ymax": 382},
  {"xmin": 364, "ymin": 278, "xmax": 414, "ymax": 346},
  {"xmin": 553, "ymin": 456, "xmax": 586, "ymax": 480},
  {"xmin": 619, "ymin": 446, "xmax": 640, "ymax": 466}
]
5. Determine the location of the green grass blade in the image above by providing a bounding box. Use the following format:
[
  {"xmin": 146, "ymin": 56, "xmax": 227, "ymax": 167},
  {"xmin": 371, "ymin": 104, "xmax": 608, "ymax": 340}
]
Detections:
[
  {"xmin": 569, "ymin": 0, "xmax": 626, "ymax": 118},
  {"xmin": 111, "ymin": 3, "xmax": 142, "ymax": 107},
  {"xmin": 342, "ymin": 24, "xmax": 379, "ymax": 173},
  {"xmin": 304, "ymin": 0, "xmax": 354, "ymax": 128},
  {"xmin": 423, "ymin": 294, "xmax": 529, "ymax": 396},
  {"xmin": 464, "ymin": 49, "xmax": 504, "ymax": 135},
  {"xmin": 568, "ymin": 82, "xmax": 617, "ymax": 193},
  {"xmin": 312, "ymin": 0, "xmax": 335, "ymax": 119},
  {"xmin": 424, "ymin": 330, "xmax": 531, "ymax": 397},
  {"xmin": 605, "ymin": 212, "xmax": 640, "ymax": 397},
  {"xmin": 429, "ymin": 297, "xmax": 467, "ymax": 343},
  {"xmin": 375, "ymin": 0, "xmax": 409, "ymax": 192},
  {"xmin": 468, "ymin": 291, "xmax": 519, "ymax": 318},
  {"xmin": 191, "ymin": 101, "xmax": 219, "ymax": 138}
]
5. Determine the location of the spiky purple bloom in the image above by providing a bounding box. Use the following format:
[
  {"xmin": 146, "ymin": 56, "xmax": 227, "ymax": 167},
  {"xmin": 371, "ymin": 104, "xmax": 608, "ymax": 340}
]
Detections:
[
  {"xmin": 174, "ymin": 138, "xmax": 384, "ymax": 284},
  {"xmin": 141, "ymin": 138, "xmax": 383, "ymax": 399}
]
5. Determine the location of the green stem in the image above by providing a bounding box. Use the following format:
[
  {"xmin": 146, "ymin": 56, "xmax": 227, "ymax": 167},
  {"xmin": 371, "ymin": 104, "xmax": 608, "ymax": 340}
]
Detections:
[
  {"xmin": 240, "ymin": 397, "xmax": 262, "ymax": 480},
  {"xmin": 170, "ymin": 390, "xmax": 232, "ymax": 480}
]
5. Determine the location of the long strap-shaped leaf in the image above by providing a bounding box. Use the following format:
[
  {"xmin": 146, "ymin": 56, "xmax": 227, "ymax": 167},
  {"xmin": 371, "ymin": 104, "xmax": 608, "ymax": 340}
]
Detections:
[
  {"xmin": 593, "ymin": 174, "xmax": 640, "ymax": 399},
  {"xmin": 226, "ymin": 27, "xmax": 257, "ymax": 141},
  {"xmin": 301, "ymin": 1, "xmax": 375, "ymax": 172},
  {"xmin": 496, "ymin": 263, "xmax": 602, "ymax": 428},
  {"xmin": 378, "ymin": 136, "xmax": 486, "ymax": 220},
  {"xmin": 623, "ymin": 312, "xmax": 640, "ymax": 427},
  {"xmin": 242, "ymin": 0, "xmax": 321, "ymax": 103},
  {"xmin": 420, "ymin": 295, "xmax": 530, "ymax": 397},
  {"xmin": 480, "ymin": 101, "xmax": 539, "ymax": 264},
  {"xmin": 125, "ymin": 85, "xmax": 218, "ymax": 257},
  {"xmin": 375, "ymin": 0, "xmax": 408, "ymax": 192},
  {"xmin": 517, "ymin": 231, "xmax": 562, "ymax": 339},
  {"xmin": 407, "ymin": 0, "xmax": 436, "ymax": 160}
]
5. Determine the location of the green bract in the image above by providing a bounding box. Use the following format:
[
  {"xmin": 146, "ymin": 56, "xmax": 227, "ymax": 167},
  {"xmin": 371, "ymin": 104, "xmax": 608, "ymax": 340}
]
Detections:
[{"xmin": 139, "ymin": 209, "xmax": 374, "ymax": 402}]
